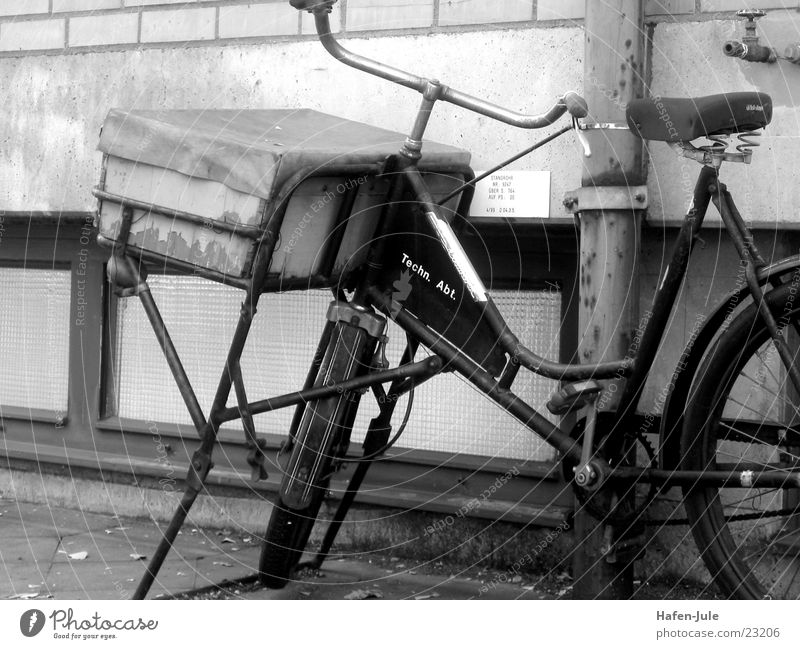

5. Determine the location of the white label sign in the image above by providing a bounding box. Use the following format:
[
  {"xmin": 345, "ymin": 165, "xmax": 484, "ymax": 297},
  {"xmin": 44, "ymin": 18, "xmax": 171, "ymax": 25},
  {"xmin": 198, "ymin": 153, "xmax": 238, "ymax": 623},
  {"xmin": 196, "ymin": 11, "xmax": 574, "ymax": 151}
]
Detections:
[{"xmin": 469, "ymin": 170, "xmax": 551, "ymax": 219}]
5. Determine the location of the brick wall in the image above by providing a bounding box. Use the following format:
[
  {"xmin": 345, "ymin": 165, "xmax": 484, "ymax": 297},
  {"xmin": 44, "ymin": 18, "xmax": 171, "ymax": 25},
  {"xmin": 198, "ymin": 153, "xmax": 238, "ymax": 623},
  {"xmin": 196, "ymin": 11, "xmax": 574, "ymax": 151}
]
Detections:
[{"xmin": 1, "ymin": 0, "xmax": 792, "ymax": 54}]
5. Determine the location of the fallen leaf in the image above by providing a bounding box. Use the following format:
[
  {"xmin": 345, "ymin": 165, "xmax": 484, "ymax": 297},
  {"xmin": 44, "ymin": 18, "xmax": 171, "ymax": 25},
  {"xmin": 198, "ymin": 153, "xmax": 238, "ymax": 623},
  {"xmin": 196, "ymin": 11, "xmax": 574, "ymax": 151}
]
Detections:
[
  {"xmin": 511, "ymin": 576, "xmax": 522, "ymax": 584},
  {"xmin": 213, "ymin": 561, "xmax": 233, "ymax": 567},
  {"xmin": 414, "ymin": 595, "xmax": 432, "ymax": 600},
  {"xmin": 343, "ymin": 589, "xmax": 383, "ymax": 600},
  {"xmin": 221, "ymin": 537, "xmax": 236, "ymax": 544},
  {"xmin": 129, "ymin": 554, "xmax": 146, "ymax": 561},
  {"xmin": 242, "ymin": 537, "xmax": 252, "ymax": 544},
  {"xmin": 68, "ymin": 551, "xmax": 88, "ymax": 561}
]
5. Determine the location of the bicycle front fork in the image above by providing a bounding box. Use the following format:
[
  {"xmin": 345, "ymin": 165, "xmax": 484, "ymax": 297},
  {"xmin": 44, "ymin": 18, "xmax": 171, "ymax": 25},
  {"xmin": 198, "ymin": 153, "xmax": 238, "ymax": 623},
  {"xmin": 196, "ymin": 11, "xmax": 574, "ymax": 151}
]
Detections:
[{"xmin": 279, "ymin": 300, "xmax": 387, "ymax": 510}]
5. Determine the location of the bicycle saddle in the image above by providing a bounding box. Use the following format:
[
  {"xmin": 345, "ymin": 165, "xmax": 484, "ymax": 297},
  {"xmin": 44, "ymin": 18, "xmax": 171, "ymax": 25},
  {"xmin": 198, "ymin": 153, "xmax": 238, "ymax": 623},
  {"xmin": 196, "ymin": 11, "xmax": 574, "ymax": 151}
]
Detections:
[{"xmin": 626, "ymin": 92, "xmax": 772, "ymax": 142}]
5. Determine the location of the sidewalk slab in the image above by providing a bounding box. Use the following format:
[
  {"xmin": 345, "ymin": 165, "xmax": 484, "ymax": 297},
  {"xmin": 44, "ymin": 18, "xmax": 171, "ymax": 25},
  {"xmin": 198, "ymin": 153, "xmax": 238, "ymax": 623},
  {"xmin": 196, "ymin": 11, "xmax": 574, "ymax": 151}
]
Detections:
[
  {"xmin": 1, "ymin": 499, "xmax": 261, "ymax": 600},
  {"xmin": 240, "ymin": 558, "xmax": 550, "ymax": 601}
]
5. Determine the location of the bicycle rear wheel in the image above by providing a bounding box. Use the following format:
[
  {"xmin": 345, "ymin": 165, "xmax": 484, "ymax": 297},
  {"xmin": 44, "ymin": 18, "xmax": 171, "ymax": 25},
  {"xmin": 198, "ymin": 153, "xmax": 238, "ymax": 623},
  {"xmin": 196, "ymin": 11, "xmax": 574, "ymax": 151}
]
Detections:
[{"xmin": 681, "ymin": 280, "xmax": 800, "ymax": 598}]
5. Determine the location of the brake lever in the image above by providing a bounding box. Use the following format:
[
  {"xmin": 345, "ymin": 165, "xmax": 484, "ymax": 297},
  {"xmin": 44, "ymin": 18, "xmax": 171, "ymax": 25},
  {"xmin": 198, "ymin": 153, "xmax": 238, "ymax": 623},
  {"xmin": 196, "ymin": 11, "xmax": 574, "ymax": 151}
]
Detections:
[{"xmin": 573, "ymin": 118, "xmax": 592, "ymax": 158}]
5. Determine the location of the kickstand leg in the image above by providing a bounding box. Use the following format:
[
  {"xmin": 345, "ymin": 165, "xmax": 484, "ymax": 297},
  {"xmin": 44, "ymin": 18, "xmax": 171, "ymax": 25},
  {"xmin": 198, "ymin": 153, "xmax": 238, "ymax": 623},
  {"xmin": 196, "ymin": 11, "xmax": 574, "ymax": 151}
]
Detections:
[{"xmin": 304, "ymin": 457, "xmax": 375, "ymax": 570}]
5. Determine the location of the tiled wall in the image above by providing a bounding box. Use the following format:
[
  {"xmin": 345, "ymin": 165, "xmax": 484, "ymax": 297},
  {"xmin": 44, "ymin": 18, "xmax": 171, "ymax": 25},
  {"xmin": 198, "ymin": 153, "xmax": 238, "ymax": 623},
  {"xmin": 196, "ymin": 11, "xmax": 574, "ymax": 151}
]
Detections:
[{"xmin": 2, "ymin": 0, "xmax": 790, "ymax": 54}]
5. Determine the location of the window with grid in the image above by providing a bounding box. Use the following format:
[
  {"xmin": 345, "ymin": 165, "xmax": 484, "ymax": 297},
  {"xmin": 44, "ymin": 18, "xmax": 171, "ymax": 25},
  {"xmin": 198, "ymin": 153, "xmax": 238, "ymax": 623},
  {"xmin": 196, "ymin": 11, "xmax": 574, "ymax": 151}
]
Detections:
[
  {"xmin": 0, "ymin": 268, "xmax": 71, "ymax": 413},
  {"xmin": 112, "ymin": 276, "xmax": 561, "ymax": 462}
]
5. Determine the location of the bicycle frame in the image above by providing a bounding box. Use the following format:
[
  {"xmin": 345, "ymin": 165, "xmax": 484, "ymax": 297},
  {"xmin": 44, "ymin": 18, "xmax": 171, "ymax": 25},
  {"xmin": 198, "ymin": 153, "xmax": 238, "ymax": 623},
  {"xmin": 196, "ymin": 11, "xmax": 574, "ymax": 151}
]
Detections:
[
  {"xmin": 114, "ymin": 2, "xmax": 800, "ymax": 598},
  {"xmin": 302, "ymin": 6, "xmax": 800, "ymax": 493}
]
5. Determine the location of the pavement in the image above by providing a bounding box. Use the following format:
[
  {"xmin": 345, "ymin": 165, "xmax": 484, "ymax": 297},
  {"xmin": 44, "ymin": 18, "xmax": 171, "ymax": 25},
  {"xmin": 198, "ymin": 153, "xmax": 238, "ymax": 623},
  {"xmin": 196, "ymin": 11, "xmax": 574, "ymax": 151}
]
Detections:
[{"xmin": 0, "ymin": 499, "xmax": 547, "ymax": 601}]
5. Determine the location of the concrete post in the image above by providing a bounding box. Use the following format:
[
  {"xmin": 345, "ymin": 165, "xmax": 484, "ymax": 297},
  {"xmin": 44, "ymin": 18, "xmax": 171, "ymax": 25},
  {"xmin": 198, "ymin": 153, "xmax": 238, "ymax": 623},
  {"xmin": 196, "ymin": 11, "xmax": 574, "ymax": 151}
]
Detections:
[{"xmin": 572, "ymin": 0, "xmax": 646, "ymax": 599}]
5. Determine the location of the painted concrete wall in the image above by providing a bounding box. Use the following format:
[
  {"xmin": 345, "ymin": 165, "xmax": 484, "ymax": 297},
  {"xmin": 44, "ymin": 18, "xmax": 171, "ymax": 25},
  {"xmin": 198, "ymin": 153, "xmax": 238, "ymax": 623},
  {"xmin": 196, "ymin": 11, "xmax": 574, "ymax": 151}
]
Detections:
[{"xmin": 6, "ymin": 1, "xmax": 798, "ymax": 225}]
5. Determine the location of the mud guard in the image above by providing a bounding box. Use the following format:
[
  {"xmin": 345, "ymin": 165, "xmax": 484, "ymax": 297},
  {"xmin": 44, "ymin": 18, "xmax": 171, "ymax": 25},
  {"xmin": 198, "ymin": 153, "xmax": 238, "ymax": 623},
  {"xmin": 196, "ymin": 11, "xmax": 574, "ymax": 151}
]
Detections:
[{"xmin": 658, "ymin": 254, "xmax": 800, "ymax": 470}]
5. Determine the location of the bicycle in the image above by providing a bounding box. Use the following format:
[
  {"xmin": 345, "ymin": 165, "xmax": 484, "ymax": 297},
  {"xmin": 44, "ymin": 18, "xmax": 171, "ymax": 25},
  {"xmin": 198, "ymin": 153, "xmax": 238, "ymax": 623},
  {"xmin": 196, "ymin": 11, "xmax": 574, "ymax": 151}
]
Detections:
[{"xmin": 94, "ymin": 0, "xmax": 800, "ymax": 599}]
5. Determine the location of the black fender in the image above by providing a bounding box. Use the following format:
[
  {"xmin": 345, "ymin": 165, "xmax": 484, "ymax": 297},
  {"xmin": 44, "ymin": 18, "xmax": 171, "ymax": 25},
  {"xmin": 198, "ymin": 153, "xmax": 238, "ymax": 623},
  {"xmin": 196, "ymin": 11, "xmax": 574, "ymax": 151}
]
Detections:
[{"xmin": 658, "ymin": 254, "xmax": 800, "ymax": 470}]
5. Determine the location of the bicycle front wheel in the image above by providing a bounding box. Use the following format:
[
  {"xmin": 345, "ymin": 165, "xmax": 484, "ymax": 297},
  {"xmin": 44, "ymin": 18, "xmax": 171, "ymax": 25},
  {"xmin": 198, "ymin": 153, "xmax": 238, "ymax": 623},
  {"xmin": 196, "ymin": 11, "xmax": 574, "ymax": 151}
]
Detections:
[
  {"xmin": 259, "ymin": 306, "xmax": 384, "ymax": 588},
  {"xmin": 681, "ymin": 280, "xmax": 800, "ymax": 598}
]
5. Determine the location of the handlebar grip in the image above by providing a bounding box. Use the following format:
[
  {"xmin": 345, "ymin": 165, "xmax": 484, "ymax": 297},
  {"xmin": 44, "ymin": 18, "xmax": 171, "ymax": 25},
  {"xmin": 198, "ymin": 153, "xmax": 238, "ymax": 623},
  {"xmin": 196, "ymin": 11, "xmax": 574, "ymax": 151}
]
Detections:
[
  {"xmin": 563, "ymin": 91, "xmax": 589, "ymax": 118},
  {"xmin": 290, "ymin": 0, "xmax": 337, "ymax": 10}
]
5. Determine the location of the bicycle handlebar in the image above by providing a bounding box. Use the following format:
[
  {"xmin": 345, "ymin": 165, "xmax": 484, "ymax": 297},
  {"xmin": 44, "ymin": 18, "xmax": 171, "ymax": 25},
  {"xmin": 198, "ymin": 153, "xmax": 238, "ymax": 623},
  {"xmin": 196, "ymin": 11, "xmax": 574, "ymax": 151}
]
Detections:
[{"xmin": 292, "ymin": 1, "xmax": 588, "ymax": 128}]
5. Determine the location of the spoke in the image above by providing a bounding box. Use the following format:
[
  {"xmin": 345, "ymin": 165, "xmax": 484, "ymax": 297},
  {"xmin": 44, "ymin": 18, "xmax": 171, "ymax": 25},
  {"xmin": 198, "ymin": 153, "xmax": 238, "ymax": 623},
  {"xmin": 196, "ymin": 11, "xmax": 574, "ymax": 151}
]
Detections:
[
  {"xmin": 721, "ymin": 487, "xmax": 782, "ymax": 511},
  {"xmin": 741, "ymin": 523, "xmax": 800, "ymax": 563},
  {"xmin": 740, "ymin": 360, "xmax": 800, "ymax": 422},
  {"xmin": 779, "ymin": 562, "xmax": 800, "ymax": 600},
  {"xmin": 724, "ymin": 394, "xmax": 783, "ymax": 423},
  {"xmin": 718, "ymin": 421, "xmax": 800, "ymax": 464},
  {"xmin": 715, "ymin": 451, "xmax": 800, "ymax": 470},
  {"xmin": 754, "ymin": 347, "xmax": 799, "ymax": 399}
]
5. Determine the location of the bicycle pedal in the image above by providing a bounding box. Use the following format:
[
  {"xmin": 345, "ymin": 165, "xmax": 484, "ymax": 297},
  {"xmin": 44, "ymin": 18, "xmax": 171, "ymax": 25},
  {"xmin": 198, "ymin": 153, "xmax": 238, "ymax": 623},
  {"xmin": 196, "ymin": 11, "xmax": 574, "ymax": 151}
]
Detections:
[{"xmin": 546, "ymin": 380, "xmax": 603, "ymax": 415}]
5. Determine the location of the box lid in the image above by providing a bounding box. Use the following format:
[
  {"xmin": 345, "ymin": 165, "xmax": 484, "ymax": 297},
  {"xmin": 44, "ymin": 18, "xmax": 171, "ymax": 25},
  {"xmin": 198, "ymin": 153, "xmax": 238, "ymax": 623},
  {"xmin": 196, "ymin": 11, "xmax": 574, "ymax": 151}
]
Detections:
[{"xmin": 98, "ymin": 108, "xmax": 471, "ymax": 200}]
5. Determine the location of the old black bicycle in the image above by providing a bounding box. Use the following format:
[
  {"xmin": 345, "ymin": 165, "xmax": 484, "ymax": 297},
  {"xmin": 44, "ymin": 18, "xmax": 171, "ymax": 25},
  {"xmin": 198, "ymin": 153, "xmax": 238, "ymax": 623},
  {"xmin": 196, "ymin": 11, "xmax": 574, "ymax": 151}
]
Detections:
[{"xmin": 95, "ymin": 0, "xmax": 800, "ymax": 599}]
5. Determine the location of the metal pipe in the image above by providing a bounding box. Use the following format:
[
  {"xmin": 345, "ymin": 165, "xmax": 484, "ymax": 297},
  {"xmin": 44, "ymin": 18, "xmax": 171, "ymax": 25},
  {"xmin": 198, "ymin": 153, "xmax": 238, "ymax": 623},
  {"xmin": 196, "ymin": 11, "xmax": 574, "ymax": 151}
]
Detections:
[
  {"xmin": 723, "ymin": 40, "xmax": 776, "ymax": 63},
  {"xmin": 215, "ymin": 356, "xmax": 442, "ymax": 423},
  {"xmin": 312, "ymin": 11, "xmax": 571, "ymax": 130},
  {"xmin": 138, "ymin": 288, "xmax": 208, "ymax": 434},
  {"xmin": 602, "ymin": 164, "xmax": 716, "ymax": 459},
  {"xmin": 93, "ymin": 189, "xmax": 264, "ymax": 239},
  {"xmin": 612, "ymin": 467, "xmax": 800, "ymax": 490},
  {"xmin": 368, "ymin": 287, "xmax": 583, "ymax": 463}
]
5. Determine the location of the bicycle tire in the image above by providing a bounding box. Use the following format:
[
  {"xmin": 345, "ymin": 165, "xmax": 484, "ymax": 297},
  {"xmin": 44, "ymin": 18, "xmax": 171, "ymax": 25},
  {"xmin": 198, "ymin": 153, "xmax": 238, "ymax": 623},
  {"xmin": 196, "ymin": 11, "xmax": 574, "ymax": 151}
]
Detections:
[
  {"xmin": 259, "ymin": 497, "xmax": 323, "ymax": 589},
  {"xmin": 258, "ymin": 315, "xmax": 380, "ymax": 589},
  {"xmin": 681, "ymin": 280, "xmax": 800, "ymax": 598}
]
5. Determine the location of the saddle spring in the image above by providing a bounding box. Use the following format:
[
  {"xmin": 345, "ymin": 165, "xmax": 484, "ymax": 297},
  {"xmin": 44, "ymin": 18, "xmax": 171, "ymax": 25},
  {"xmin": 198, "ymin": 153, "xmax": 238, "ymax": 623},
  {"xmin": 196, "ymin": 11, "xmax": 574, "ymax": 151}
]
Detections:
[
  {"xmin": 695, "ymin": 130, "xmax": 761, "ymax": 164},
  {"xmin": 736, "ymin": 129, "xmax": 762, "ymax": 154},
  {"xmin": 699, "ymin": 130, "xmax": 762, "ymax": 154},
  {"xmin": 699, "ymin": 133, "xmax": 729, "ymax": 153}
]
